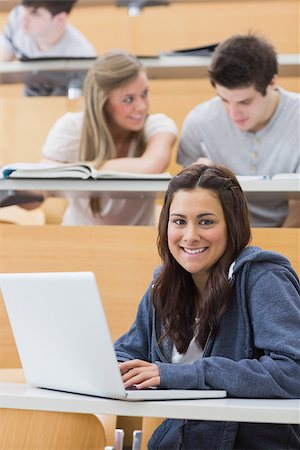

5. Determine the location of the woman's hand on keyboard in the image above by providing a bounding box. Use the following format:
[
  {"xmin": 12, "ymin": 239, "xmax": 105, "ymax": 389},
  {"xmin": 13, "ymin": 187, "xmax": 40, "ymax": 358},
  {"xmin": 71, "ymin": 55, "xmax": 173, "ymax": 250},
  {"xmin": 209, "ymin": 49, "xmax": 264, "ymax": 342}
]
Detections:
[{"xmin": 119, "ymin": 359, "xmax": 160, "ymax": 390}]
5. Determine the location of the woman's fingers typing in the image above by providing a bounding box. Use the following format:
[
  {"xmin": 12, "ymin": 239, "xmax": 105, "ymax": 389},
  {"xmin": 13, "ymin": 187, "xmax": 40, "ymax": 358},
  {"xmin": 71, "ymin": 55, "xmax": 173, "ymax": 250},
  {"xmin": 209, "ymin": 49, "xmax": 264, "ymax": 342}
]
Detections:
[{"xmin": 119, "ymin": 359, "xmax": 160, "ymax": 389}]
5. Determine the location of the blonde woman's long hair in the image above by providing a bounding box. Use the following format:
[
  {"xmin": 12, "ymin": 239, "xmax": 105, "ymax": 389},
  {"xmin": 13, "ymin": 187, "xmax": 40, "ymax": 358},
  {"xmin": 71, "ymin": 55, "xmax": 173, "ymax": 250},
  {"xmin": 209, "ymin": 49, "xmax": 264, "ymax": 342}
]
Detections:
[{"xmin": 79, "ymin": 49, "xmax": 147, "ymax": 214}]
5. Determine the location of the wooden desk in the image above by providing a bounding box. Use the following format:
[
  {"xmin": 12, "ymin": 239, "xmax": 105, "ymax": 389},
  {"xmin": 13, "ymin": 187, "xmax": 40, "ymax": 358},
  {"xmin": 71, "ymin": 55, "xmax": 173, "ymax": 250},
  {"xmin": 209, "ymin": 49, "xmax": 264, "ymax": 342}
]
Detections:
[
  {"xmin": 0, "ymin": 381, "xmax": 299, "ymax": 424},
  {"xmin": 0, "ymin": 177, "xmax": 299, "ymax": 201},
  {"xmin": 0, "ymin": 54, "xmax": 298, "ymax": 86}
]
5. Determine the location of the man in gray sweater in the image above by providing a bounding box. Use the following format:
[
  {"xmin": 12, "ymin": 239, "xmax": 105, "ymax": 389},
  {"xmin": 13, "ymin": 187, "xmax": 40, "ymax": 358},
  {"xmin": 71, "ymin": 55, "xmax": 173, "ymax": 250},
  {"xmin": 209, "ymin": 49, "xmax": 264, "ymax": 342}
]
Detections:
[{"xmin": 177, "ymin": 34, "xmax": 300, "ymax": 227}]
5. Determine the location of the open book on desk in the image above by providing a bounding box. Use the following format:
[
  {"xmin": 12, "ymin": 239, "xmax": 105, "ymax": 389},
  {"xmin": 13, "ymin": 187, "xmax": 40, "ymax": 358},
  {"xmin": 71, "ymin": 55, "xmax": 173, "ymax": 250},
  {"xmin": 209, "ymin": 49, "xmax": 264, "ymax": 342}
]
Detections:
[{"xmin": 0, "ymin": 163, "xmax": 172, "ymax": 181}]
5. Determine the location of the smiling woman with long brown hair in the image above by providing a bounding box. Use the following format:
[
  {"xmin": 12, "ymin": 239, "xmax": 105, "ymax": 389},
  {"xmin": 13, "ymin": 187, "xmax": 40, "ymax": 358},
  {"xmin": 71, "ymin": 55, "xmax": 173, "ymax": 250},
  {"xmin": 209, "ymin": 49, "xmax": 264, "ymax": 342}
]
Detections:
[{"xmin": 115, "ymin": 163, "xmax": 300, "ymax": 449}]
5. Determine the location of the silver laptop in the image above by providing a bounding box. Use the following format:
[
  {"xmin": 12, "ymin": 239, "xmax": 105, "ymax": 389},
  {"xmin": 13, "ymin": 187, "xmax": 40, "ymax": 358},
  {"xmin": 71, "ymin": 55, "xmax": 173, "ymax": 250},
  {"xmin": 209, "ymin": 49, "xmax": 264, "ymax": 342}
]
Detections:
[{"xmin": 0, "ymin": 272, "xmax": 227, "ymax": 401}]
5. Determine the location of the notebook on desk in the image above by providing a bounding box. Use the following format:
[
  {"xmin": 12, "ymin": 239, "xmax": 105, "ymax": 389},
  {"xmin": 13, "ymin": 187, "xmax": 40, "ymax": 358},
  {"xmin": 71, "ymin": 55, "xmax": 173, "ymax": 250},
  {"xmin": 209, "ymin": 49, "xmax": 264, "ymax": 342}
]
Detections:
[{"xmin": 0, "ymin": 272, "xmax": 226, "ymax": 401}]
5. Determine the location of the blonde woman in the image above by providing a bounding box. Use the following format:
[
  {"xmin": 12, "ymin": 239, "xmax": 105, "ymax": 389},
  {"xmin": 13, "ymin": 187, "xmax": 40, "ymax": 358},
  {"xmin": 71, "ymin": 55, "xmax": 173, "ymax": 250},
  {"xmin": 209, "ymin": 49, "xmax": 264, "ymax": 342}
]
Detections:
[{"xmin": 42, "ymin": 49, "xmax": 177, "ymax": 225}]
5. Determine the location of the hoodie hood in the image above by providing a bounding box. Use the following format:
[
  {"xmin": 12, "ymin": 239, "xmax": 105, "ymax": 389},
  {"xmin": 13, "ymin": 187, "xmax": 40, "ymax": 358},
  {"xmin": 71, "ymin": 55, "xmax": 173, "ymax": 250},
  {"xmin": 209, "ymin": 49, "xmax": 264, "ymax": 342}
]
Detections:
[{"xmin": 229, "ymin": 246, "xmax": 297, "ymax": 282}]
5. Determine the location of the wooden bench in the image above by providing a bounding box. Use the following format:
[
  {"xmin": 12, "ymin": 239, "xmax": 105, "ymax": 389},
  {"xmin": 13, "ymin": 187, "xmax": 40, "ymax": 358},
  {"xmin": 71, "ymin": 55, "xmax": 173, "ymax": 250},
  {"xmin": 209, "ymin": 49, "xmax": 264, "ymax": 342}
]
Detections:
[
  {"xmin": 0, "ymin": 97, "xmax": 72, "ymax": 164},
  {"xmin": 0, "ymin": 408, "xmax": 107, "ymax": 450}
]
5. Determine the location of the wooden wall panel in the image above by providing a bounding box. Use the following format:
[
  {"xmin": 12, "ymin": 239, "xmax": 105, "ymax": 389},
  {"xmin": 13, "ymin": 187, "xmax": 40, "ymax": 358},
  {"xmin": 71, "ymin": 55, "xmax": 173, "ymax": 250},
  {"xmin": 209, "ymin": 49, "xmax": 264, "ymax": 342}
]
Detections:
[
  {"xmin": 0, "ymin": 97, "xmax": 69, "ymax": 164},
  {"xmin": 0, "ymin": 1, "xmax": 299, "ymax": 55}
]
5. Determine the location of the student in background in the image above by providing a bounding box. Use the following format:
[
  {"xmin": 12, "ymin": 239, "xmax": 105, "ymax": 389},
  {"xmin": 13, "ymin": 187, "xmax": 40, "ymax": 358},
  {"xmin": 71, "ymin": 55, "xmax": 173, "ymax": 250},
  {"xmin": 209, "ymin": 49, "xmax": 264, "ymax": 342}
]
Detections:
[
  {"xmin": 115, "ymin": 164, "xmax": 300, "ymax": 449},
  {"xmin": 41, "ymin": 49, "xmax": 177, "ymax": 225},
  {"xmin": 177, "ymin": 34, "xmax": 300, "ymax": 227},
  {"xmin": 0, "ymin": 0, "xmax": 96, "ymax": 95}
]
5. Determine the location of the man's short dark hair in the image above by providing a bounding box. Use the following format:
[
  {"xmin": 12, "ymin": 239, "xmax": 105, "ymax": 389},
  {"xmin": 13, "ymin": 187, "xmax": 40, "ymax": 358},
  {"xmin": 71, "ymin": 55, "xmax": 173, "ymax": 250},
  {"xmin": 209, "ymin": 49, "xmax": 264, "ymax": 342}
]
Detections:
[
  {"xmin": 208, "ymin": 34, "xmax": 278, "ymax": 95},
  {"xmin": 21, "ymin": 0, "xmax": 77, "ymax": 15}
]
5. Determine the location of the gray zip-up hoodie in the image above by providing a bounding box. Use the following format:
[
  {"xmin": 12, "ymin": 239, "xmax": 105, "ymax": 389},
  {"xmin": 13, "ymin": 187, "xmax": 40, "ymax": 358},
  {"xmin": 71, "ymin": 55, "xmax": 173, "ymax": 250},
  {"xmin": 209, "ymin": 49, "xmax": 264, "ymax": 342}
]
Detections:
[{"xmin": 115, "ymin": 247, "xmax": 300, "ymax": 449}]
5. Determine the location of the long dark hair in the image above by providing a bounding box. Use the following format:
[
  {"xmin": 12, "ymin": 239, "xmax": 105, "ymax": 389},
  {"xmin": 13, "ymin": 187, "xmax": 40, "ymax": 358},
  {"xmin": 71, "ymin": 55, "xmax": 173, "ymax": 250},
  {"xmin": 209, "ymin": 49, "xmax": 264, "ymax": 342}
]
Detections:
[{"xmin": 153, "ymin": 164, "xmax": 251, "ymax": 352}]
